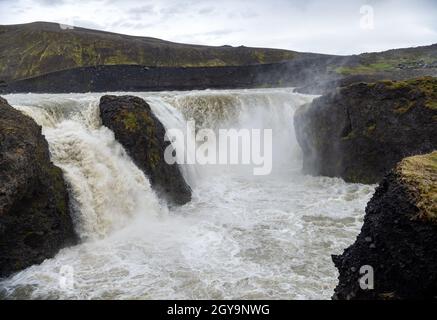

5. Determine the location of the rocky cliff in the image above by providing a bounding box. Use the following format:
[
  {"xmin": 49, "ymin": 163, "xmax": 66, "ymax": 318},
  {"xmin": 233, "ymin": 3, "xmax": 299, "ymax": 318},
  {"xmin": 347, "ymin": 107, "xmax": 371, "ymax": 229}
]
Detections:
[
  {"xmin": 0, "ymin": 97, "xmax": 77, "ymax": 278},
  {"xmin": 99, "ymin": 95, "xmax": 192, "ymax": 205},
  {"xmin": 294, "ymin": 77, "xmax": 437, "ymax": 184},
  {"xmin": 333, "ymin": 151, "xmax": 437, "ymax": 300}
]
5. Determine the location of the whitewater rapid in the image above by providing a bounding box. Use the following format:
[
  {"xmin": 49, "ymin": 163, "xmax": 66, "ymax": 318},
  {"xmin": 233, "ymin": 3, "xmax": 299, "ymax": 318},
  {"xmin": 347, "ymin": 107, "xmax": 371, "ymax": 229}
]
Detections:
[{"xmin": 0, "ymin": 88, "xmax": 374, "ymax": 299}]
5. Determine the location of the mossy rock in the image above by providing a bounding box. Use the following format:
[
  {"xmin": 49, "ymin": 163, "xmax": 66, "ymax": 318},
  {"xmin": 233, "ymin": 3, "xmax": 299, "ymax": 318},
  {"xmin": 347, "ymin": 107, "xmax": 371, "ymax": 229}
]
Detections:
[
  {"xmin": 294, "ymin": 77, "xmax": 437, "ymax": 184},
  {"xmin": 99, "ymin": 95, "xmax": 191, "ymax": 205},
  {"xmin": 0, "ymin": 96, "xmax": 77, "ymax": 278},
  {"xmin": 397, "ymin": 151, "xmax": 437, "ymax": 222},
  {"xmin": 333, "ymin": 151, "xmax": 437, "ymax": 300}
]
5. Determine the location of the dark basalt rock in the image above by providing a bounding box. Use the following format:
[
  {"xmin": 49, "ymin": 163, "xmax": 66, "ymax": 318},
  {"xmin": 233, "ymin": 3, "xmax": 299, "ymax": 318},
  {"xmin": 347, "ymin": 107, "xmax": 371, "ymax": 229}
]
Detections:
[
  {"xmin": 99, "ymin": 95, "xmax": 192, "ymax": 205},
  {"xmin": 294, "ymin": 77, "xmax": 437, "ymax": 184},
  {"xmin": 0, "ymin": 97, "xmax": 77, "ymax": 278},
  {"xmin": 333, "ymin": 152, "xmax": 437, "ymax": 300},
  {"xmin": 0, "ymin": 55, "xmax": 342, "ymax": 94}
]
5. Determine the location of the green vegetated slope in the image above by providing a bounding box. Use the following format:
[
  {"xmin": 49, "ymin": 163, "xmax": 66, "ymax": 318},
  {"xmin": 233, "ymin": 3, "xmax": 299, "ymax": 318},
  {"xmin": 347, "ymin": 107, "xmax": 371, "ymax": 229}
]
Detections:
[
  {"xmin": 332, "ymin": 44, "xmax": 437, "ymax": 75},
  {"xmin": 375, "ymin": 77, "xmax": 437, "ymax": 110},
  {"xmin": 0, "ymin": 22, "xmax": 298, "ymax": 81}
]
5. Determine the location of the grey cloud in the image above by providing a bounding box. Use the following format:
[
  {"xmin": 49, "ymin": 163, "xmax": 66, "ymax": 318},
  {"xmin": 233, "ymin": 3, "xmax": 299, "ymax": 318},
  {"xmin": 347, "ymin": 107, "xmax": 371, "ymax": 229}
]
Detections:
[
  {"xmin": 178, "ymin": 28, "xmax": 241, "ymax": 42},
  {"xmin": 113, "ymin": 21, "xmax": 155, "ymax": 30},
  {"xmin": 198, "ymin": 7, "xmax": 214, "ymax": 15},
  {"xmin": 127, "ymin": 4, "xmax": 155, "ymax": 20},
  {"xmin": 160, "ymin": 5, "xmax": 184, "ymax": 16},
  {"xmin": 34, "ymin": 0, "xmax": 65, "ymax": 6}
]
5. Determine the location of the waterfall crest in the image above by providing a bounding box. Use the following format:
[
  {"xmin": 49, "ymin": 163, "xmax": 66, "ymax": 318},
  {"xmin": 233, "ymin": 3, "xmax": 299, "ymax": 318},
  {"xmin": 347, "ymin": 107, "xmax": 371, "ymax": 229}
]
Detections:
[{"xmin": 9, "ymin": 89, "xmax": 314, "ymax": 238}]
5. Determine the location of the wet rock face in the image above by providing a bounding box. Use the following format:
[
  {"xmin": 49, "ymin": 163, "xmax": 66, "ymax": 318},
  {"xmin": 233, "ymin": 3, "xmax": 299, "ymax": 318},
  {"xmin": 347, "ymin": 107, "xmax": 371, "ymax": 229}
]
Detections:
[
  {"xmin": 333, "ymin": 152, "xmax": 437, "ymax": 300},
  {"xmin": 294, "ymin": 77, "xmax": 437, "ymax": 184},
  {"xmin": 99, "ymin": 95, "xmax": 192, "ymax": 205},
  {"xmin": 0, "ymin": 97, "xmax": 77, "ymax": 278}
]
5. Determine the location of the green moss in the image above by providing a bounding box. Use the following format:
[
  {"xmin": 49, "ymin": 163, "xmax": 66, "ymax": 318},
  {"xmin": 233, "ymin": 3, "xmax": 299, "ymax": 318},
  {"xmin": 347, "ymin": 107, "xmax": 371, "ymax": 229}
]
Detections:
[
  {"xmin": 334, "ymin": 61, "xmax": 396, "ymax": 75},
  {"xmin": 341, "ymin": 130, "xmax": 356, "ymax": 140},
  {"xmin": 49, "ymin": 166, "xmax": 68, "ymax": 214},
  {"xmin": 425, "ymin": 101, "xmax": 437, "ymax": 110},
  {"xmin": 139, "ymin": 111, "xmax": 161, "ymax": 169},
  {"xmin": 367, "ymin": 124, "xmax": 376, "ymax": 132},
  {"xmin": 398, "ymin": 152, "xmax": 437, "ymax": 223},
  {"xmin": 104, "ymin": 49, "xmax": 138, "ymax": 65},
  {"xmin": 367, "ymin": 77, "xmax": 437, "ymax": 112},
  {"xmin": 253, "ymin": 51, "xmax": 266, "ymax": 64},
  {"xmin": 397, "ymin": 77, "xmax": 437, "ymax": 110},
  {"xmin": 383, "ymin": 80, "xmax": 410, "ymax": 90},
  {"xmin": 369, "ymin": 62, "xmax": 395, "ymax": 70},
  {"xmin": 148, "ymin": 149, "xmax": 161, "ymax": 169},
  {"xmin": 121, "ymin": 112, "xmax": 139, "ymax": 132},
  {"xmin": 116, "ymin": 107, "xmax": 162, "ymax": 169},
  {"xmin": 334, "ymin": 66, "xmax": 371, "ymax": 75},
  {"xmin": 331, "ymin": 53, "xmax": 437, "ymax": 76},
  {"xmin": 207, "ymin": 59, "xmax": 226, "ymax": 67},
  {"xmin": 393, "ymin": 100, "xmax": 415, "ymax": 114}
]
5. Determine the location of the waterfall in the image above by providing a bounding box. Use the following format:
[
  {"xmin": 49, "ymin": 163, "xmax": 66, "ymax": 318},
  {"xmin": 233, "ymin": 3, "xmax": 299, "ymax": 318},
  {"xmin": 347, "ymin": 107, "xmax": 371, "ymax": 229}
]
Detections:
[
  {"xmin": 7, "ymin": 89, "xmax": 315, "ymax": 238},
  {"xmin": 145, "ymin": 89, "xmax": 315, "ymax": 183},
  {"xmin": 12, "ymin": 96, "xmax": 164, "ymax": 240},
  {"xmin": 1, "ymin": 89, "xmax": 374, "ymax": 300}
]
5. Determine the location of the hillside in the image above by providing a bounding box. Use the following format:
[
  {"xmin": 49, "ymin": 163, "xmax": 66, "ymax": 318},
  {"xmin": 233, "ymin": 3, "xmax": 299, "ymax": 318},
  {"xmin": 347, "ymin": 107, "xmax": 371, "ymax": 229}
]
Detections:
[
  {"xmin": 0, "ymin": 22, "xmax": 299, "ymax": 81},
  {"xmin": 331, "ymin": 43, "xmax": 437, "ymax": 76},
  {"xmin": 0, "ymin": 22, "xmax": 436, "ymax": 93}
]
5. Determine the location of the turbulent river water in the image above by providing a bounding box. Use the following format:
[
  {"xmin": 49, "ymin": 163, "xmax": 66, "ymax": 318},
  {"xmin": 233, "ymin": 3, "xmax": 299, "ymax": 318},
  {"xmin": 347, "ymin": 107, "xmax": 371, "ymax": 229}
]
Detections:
[{"xmin": 0, "ymin": 88, "xmax": 374, "ymax": 299}]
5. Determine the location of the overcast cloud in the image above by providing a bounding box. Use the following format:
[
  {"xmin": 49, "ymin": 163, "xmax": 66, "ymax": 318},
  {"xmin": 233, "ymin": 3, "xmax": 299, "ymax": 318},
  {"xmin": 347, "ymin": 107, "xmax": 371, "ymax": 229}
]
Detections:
[{"xmin": 1, "ymin": 0, "xmax": 436, "ymax": 55}]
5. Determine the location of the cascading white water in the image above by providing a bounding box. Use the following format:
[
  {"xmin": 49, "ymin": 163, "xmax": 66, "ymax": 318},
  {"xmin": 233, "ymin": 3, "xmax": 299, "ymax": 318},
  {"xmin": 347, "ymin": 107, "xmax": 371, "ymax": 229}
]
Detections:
[
  {"xmin": 0, "ymin": 88, "xmax": 375, "ymax": 299},
  {"xmin": 11, "ymin": 97, "xmax": 164, "ymax": 240}
]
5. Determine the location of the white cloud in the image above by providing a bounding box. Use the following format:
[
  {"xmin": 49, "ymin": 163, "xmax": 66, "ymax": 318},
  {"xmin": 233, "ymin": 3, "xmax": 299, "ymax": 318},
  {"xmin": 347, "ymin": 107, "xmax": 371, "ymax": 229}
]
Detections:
[{"xmin": 0, "ymin": 0, "xmax": 436, "ymax": 54}]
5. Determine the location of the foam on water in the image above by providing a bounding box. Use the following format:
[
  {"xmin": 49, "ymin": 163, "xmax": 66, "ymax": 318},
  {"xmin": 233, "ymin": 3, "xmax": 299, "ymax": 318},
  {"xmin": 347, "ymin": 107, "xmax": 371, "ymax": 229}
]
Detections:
[{"xmin": 0, "ymin": 88, "xmax": 375, "ymax": 299}]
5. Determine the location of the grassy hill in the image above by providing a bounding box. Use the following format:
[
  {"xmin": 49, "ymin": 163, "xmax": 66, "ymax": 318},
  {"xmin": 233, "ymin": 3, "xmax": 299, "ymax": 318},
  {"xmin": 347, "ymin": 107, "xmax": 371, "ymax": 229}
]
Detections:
[
  {"xmin": 331, "ymin": 44, "xmax": 437, "ymax": 75},
  {"xmin": 0, "ymin": 22, "xmax": 299, "ymax": 81}
]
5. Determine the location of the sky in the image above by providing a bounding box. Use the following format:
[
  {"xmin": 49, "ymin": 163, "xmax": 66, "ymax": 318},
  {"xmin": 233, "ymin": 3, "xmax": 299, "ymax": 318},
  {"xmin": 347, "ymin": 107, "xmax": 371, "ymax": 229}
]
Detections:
[{"xmin": 1, "ymin": 0, "xmax": 437, "ymax": 55}]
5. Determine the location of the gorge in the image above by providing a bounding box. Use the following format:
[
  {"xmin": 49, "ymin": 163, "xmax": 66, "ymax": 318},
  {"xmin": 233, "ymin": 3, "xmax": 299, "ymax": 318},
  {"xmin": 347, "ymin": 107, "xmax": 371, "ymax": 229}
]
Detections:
[
  {"xmin": 0, "ymin": 88, "xmax": 376, "ymax": 299},
  {"xmin": 0, "ymin": 20, "xmax": 436, "ymax": 301}
]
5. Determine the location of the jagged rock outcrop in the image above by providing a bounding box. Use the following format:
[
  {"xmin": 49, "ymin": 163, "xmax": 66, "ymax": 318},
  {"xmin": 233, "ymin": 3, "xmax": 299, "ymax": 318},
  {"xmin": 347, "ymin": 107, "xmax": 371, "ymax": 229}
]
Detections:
[
  {"xmin": 333, "ymin": 151, "xmax": 437, "ymax": 300},
  {"xmin": 99, "ymin": 95, "xmax": 192, "ymax": 205},
  {"xmin": 0, "ymin": 97, "xmax": 77, "ymax": 278},
  {"xmin": 294, "ymin": 77, "xmax": 437, "ymax": 184}
]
